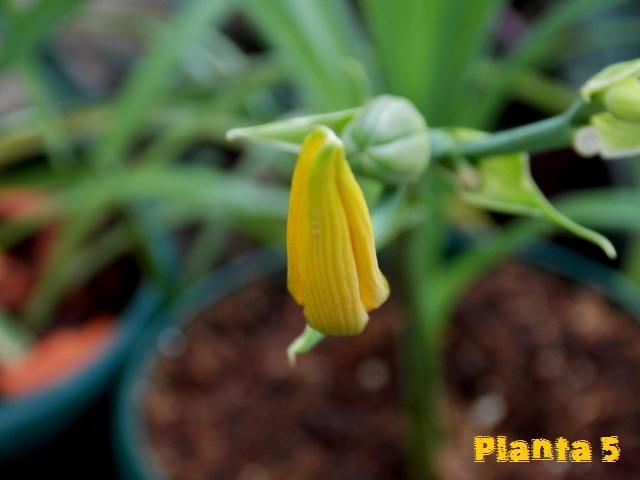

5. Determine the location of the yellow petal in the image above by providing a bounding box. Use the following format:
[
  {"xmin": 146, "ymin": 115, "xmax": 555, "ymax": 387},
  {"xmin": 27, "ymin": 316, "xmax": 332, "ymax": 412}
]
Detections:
[
  {"xmin": 336, "ymin": 148, "xmax": 390, "ymax": 310},
  {"xmin": 287, "ymin": 125, "xmax": 389, "ymax": 336},
  {"xmin": 287, "ymin": 130, "xmax": 326, "ymax": 304},
  {"xmin": 301, "ymin": 131, "xmax": 367, "ymax": 335}
]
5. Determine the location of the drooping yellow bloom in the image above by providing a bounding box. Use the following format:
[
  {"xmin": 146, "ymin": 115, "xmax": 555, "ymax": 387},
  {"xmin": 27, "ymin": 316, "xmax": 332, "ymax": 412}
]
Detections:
[{"xmin": 287, "ymin": 125, "xmax": 390, "ymax": 336}]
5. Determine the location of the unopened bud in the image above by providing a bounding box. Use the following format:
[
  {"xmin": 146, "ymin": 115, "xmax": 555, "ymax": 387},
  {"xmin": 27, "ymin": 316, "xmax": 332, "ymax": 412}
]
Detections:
[
  {"xmin": 580, "ymin": 58, "xmax": 640, "ymax": 102},
  {"xmin": 341, "ymin": 95, "xmax": 430, "ymax": 184},
  {"xmin": 602, "ymin": 77, "xmax": 640, "ymax": 123},
  {"xmin": 575, "ymin": 59, "xmax": 640, "ymax": 159}
]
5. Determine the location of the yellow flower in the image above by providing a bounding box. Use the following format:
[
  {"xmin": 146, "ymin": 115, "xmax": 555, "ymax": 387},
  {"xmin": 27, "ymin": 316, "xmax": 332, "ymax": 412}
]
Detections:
[{"xmin": 287, "ymin": 125, "xmax": 390, "ymax": 336}]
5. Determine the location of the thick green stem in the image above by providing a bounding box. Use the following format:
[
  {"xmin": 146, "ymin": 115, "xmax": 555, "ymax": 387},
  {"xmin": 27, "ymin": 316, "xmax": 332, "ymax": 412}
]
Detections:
[{"xmin": 399, "ymin": 172, "xmax": 449, "ymax": 480}]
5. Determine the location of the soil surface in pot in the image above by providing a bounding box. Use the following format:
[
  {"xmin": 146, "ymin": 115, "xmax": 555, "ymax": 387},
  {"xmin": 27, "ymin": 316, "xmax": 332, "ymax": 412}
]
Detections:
[
  {"xmin": 144, "ymin": 275, "xmax": 407, "ymax": 480},
  {"xmin": 144, "ymin": 262, "xmax": 640, "ymax": 480}
]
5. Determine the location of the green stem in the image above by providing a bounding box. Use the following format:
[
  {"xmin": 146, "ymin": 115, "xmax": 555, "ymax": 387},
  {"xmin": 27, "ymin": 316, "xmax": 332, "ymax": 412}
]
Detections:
[
  {"xmin": 459, "ymin": 112, "xmax": 573, "ymax": 159},
  {"xmin": 400, "ymin": 172, "xmax": 449, "ymax": 480},
  {"xmin": 622, "ymin": 159, "xmax": 640, "ymax": 284},
  {"xmin": 430, "ymin": 101, "xmax": 598, "ymax": 162}
]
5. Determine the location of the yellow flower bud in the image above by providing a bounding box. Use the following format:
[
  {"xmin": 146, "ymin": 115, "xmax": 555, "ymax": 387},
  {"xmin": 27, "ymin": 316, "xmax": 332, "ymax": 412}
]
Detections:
[
  {"xmin": 287, "ymin": 126, "xmax": 390, "ymax": 336},
  {"xmin": 342, "ymin": 95, "xmax": 430, "ymax": 184}
]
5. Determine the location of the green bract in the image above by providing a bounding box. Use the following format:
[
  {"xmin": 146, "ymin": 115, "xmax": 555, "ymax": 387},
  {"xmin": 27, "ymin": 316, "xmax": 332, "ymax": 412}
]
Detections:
[
  {"xmin": 448, "ymin": 128, "xmax": 617, "ymax": 259},
  {"xmin": 226, "ymin": 108, "xmax": 359, "ymax": 153}
]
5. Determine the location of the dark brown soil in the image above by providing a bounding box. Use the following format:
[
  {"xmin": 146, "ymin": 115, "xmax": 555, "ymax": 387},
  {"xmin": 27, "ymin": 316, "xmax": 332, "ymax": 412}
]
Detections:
[
  {"xmin": 144, "ymin": 276, "xmax": 407, "ymax": 480},
  {"xmin": 444, "ymin": 262, "xmax": 640, "ymax": 480},
  {"xmin": 144, "ymin": 262, "xmax": 640, "ymax": 480}
]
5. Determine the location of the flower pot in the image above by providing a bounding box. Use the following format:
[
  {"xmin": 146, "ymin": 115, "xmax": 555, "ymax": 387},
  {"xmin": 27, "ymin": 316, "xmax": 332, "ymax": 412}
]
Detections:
[
  {"xmin": 115, "ymin": 247, "xmax": 293, "ymax": 480},
  {"xmin": 0, "ymin": 280, "xmax": 161, "ymax": 462},
  {"xmin": 114, "ymin": 242, "xmax": 640, "ymax": 480}
]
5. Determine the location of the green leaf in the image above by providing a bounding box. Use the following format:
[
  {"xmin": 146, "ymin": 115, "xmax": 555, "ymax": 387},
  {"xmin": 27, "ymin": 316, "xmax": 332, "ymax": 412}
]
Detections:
[
  {"xmin": 241, "ymin": 0, "xmax": 369, "ymax": 111},
  {"xmin": 95, "ymin": 0, "xmax": 232, "ymax": 167},
  {"xmin": 286, "ymin": 325, "xmax": 325, "ymax": 364},
  {"xmin": 476, "ymin": 61, "xmax": 575, "ymax": 115},
  {"xmin": 58, "ymin": 165, "xmax": 290, "ymax": 225},
  {"xmin": 360, "ymin": 0, "xmax": 505, "ymax": 123},
  {"xmin": 24, "ymin": 209, "xmax": 108, "ymax": 331},
  {"xmin": 550, "ymin": 19, "xmax": 640, "ymax": 69},
  {"xmin": 0, "ymin": 0, "xmax": 85, "ymax": 75},
  {"xmin": 18, "ymin": 56, "xmax": 75, "ymax": 171},
  {"xmin": 471, "ymin": 0, "xmax": 635, "ymax": 126}
]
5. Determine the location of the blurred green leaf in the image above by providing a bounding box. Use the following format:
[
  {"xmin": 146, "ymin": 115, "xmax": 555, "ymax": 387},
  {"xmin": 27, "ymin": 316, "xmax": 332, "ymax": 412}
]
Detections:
[
  {"xmin": 433, "ymin": 187, "xmax": 640, "ymax": 321},
  {"xmin": 471, "ymin": 0, "xmax": 634, "ymax": 126},
  {"xmin": 24, "ymin": 222, "xmax": 133, "ymax": 331},
  {"xmin": 360, "ymin": 0, "xmax": 505, "ymax": 123},
  {"xmin": 18, "ymin": 56, "xmax": 75, "ymax": 170},
  {"xmin": 547, "ymin": 18, "xmax": 640, "ymax": 68},
  {"xmin": 58, "ymin": 164, "xmax": 289, "ymax": 224},
  {"xmin": 359, "ymin": 0, "xmax": 446, "ymax": 114},
  {"xmin": 180, "ymin": 222, "xmax": 229, "ymax": 286},
  {"xmin": 0, "ymin": 104, "xmax": 108, "ymax": 168},
  {"xmin": 426, "ymin": 0, "xmax": 506, "ymax": 124},
  {"xmin": 241, "ymin": 0, "xmax": 369, "ymax": 111},
  {"xmin": 0, "ymin": 0, "xmax": 85, "ymax": 75},
  {"xmin": 95, "ymin": 0, "xmax": 232, "ymax": 167},
  {"xmin": 0, "ymin": 311, "xmax": 33, "ymax": 361},
  {"xmin": 24, "ymin": 207, "xmax": 108, "ymax": 331},
  {"xmin": 476, "ymin": 61, "xmax": 575, "ymax": 115},
  {"xmin": 371, "ymin": 187, "xmax": 425, "ymax": 248}
]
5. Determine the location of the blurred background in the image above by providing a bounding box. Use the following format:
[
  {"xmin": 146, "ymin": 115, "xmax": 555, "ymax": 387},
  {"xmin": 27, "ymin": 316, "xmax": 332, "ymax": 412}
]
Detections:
[{"xmin": 1, "ymin": 0, "xmax": 640, "ymax": 478}]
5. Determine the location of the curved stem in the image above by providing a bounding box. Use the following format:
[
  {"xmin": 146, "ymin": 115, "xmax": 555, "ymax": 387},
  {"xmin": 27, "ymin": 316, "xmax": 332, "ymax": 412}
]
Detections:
[
  {"xmin": 430, "ymin": 101, "xmax": 599, "ymax": 163},
  {"xmin": 457, "ymin": 113, "xmax": 573, "ymax": 159}
]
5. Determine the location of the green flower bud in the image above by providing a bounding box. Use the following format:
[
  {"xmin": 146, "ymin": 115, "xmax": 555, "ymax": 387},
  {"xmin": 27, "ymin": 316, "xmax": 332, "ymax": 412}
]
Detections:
[
  {"xmin": 602, "ymin": 77, "xmax": 640, "ymax": 123},
  {"xmin": 574, "ymin": 59, "xmax": 640, "ymax": 159},
  {"xmin": 580, "ymin": 58, "xmax": 640, "ymax": 102},
  {"xmin": 341, "ymin": 95, "xmax": 430, "ymax": 184}
]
